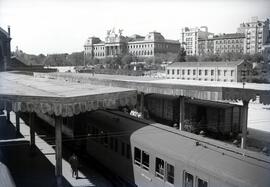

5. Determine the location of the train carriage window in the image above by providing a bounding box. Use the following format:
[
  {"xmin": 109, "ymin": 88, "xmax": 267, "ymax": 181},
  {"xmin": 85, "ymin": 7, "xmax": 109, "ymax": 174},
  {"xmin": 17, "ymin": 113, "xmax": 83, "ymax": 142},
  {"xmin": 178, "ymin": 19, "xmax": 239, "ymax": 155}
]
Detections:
[
  {"xmin": 114, "ymin": 139, "xmax": 118, "ymax": 152},
  {"xmin": 197, "ymin": 178, "xmax": 208, "ymax": 187},
  {"xmin": 110, "ymin": 137, "xmax": 114, "ymax": 150},
  {"xmin": 166, "ymin": 163, "xmax": 174, "ymax": 184},
  {"xmin": 134, "ymin": 147, "xmax": 141, "ymax": 166},
  {"xmin": 184, "ymin": 172, "xmax": 194, "ymax": 187},
  {"xmin": 142, "ymin": 151, "xmax": 150, "ymax": 171},
  {"xmin": 121, "ymin": 142, "xmax": 125, "ymax": 156},
  {"xmin": 155, "ymin": 157, "xmax": 165, "ymax": 179},
  {"xmin": 104, "ymin": 132, "xmax": 108, "ymax": 147},
  {"xmin": 126, "ymin": 144, "xmax": 131, "ymax": 159}
]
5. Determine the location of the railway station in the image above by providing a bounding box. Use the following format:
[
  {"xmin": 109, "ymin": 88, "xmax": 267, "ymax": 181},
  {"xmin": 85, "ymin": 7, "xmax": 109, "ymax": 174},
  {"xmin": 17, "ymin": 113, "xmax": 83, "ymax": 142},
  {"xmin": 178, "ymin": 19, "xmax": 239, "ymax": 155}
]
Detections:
[{"xmin": 0, "ymin": 71, "xmax": 270, "ymax": 186}]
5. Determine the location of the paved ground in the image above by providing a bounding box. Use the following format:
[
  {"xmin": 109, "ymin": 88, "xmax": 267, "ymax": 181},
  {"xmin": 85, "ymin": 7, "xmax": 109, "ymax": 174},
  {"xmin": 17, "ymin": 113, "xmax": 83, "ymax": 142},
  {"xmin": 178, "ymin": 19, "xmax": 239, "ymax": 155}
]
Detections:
[{"xmin": 0, "ymin": 112, "xmax": 112, "ymax": 187}]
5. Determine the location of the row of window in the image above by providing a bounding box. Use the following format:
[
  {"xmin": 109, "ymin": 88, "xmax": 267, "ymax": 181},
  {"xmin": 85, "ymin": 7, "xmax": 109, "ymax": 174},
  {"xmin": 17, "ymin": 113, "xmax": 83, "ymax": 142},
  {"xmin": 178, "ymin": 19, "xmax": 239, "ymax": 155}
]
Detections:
[
  {"xmin": 169, "ymin": 77, "xmax": 235, "ymax": 82},
  {"xmin": 128, "ymin": 44, "xmax": 153, "ymax": 49},
  {"xmin": 134, "ymin": 147, "xmax": 208, "ymax": 187},
  {"xmin": 168, "ymin": 69, "xmax": 235, "ymax": 77},
  {"xmin": 215, "ymin": 39, "xmax": 244, "ymax": 44},
  {"xmin": 91, "ymin": 126, "xmax": 131, "ymax": 160},
  {"xmin": 129, "ymin": 50, "xmax": 153, "ymax": 56}
]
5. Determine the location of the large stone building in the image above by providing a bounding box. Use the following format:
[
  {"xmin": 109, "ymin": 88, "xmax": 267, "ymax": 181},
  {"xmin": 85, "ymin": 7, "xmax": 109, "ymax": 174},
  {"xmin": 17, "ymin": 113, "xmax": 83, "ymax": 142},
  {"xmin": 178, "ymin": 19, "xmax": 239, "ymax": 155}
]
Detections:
[
  {"xmin": 179, "ymin": 26, "xmax": 212, "ymax": 56},
  {"xmin": 198, "ymin": 33, "xmax": 245, "ymax": 55},
  {"xmin": 237, "ymin": 17, "xmax": 270, "ymax": 54},
  {"xmin": 0, "ymin": 26, "xmax": 11, "ymax": 71},
  {"xmin": 84, "ymin": 29, "xmax": 180, "ymax": 59},
  {"xmin": 166, "ymin": 60, "xmax": 252, "ymax": 82}
]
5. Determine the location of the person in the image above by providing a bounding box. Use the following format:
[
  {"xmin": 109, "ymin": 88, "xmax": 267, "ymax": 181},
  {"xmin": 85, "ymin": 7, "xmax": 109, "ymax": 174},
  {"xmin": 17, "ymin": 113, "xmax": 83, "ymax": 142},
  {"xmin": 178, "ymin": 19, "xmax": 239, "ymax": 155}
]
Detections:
[{"xmin": 69, "ymin": 153, "xmax": 79, "ymax": 179}]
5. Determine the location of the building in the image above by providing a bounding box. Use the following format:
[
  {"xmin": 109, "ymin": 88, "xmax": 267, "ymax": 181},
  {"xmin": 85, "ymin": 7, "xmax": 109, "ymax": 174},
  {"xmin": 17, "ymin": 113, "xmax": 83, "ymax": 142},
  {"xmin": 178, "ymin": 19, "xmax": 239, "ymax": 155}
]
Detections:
[
  {"xmin": 166, "ymin": 60, "xmax": 252, "ymax": 82},
  {"xmin": 237, "ymin": 17, "xmax": 270, "ymax": 54},
  {"xmin": 84, "ymin": 29, "xmax": 180, "ymax": 59},
  {"xmin": 262, "ymin": 31, "xmax": 270, "ymax": 63},
  {"xmin": 0, "ymin": 26, "xmax": 11, "ymax": 71},
  {"xmin": 198, "ymin": 33, "xmax": 245, "ymax": 55},
  {"xmin": 213, "ymin": 33, "xmax": 245, "ymax": 54},
  {"xmin": 179, "ymin": 26, "xmax": 212, "ymax": 56}
]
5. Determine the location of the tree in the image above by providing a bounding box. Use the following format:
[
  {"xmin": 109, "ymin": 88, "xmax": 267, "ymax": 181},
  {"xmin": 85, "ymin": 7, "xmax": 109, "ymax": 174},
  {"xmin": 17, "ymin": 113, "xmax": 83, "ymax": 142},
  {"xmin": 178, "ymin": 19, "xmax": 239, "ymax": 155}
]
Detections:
[
  {"xmin": 174, "ymin": 47, "xmax": 186, "ymax": 62},
  {"xmin": 186, "ymin": 55, "xmax": 198, "ymax": 62}
]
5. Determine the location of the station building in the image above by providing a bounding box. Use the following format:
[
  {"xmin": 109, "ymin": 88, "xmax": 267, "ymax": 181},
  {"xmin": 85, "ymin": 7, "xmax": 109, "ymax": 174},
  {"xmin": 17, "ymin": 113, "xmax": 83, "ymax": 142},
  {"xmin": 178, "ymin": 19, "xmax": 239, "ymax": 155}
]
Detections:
[
  {"xmin": 84, "ymin": 29, "xmax": 180, "ymax": 59},
  {"xmin": 166, "ymin": 60, "xmax": 253, "ymax": 82}
]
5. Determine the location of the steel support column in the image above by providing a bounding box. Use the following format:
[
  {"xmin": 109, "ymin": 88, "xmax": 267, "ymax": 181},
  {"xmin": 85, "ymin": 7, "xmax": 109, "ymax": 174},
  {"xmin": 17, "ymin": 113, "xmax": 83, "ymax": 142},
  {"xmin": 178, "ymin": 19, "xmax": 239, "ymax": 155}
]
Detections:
[
  {"xmin": 29, "ymin": 112, "xmax": 35, "ymax": 147},
  {"xmin": 55, "ymin": 116, "xmax": 63, "ymax": 186},
  {"xmin": 179, "ymin": 96, "xmax": 185, "ymax": 130},
  {"xmin": 16, "ymin": 112, "xmax": 20, "ymax": 134},
  {"xmin": 140, "ymin": 92, "xmax": 144, "ymax": 118},
  {"xmin": 241, "ymin": 100, "xmax": 249, "ymax": 149},
  {"xmin": 6, "ymin": 110, "xmax": 10, "ymax": 122}
]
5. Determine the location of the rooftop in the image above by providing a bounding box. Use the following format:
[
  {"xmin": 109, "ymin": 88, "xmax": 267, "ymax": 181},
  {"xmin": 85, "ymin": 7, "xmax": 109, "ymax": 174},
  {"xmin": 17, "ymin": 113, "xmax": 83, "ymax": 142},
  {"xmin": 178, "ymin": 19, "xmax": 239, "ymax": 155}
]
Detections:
[
  {"xmin": 0, "ymin": 72, "xmax": 137, "ymax": 117},
  {"xmin": 167, "ymin": 60, "xmax": 244, "ymax": 68}
]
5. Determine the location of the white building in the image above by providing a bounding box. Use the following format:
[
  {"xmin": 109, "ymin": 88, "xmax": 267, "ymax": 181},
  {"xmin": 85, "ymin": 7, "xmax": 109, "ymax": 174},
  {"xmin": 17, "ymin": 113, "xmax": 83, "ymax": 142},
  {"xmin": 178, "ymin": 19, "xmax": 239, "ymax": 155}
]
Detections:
[
  {"xmin": 179, "ymin": 26, "xmax": 212, "ymax": 56},
  {"xmin": 166, "ymin": 60, "xmax": 253, "ymax": 82},
  {"xmin": 237, "ymin": 17, "xmax": 270, "ymax": 54}
]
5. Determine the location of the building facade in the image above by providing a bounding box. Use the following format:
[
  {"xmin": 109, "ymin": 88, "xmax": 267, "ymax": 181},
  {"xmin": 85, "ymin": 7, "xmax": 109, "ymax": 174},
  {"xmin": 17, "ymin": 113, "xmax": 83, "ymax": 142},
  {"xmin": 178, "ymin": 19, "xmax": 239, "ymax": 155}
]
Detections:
[
  {"xmin": 198, "ymin": 33, "xmax": 245, "ymax": 55},
  {"xmin": 0, "ymin": 26, "xmax": 11, "ymax": 71},
  {"xmin": 237, "ymin": 17, "xmax": 270, "ymax": 54},
  {"xmin": 84, "ymin": 29, "xmax": 180, "ymax": 59},
  {"xmin": 166, "ymin": 60, "xmax": 252, "ymax": 82},
  {"xmin": 179, "ymin": 26, "xmax": 212, "ymax": 56}
]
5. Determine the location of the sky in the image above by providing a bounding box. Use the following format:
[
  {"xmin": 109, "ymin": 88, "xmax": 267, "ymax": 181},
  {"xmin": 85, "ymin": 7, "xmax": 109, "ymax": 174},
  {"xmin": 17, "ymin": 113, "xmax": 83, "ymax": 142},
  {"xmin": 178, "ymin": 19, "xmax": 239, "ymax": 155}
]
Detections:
[{"xmin": 0, "ymin": 0, "xmax": 270, "ymax": 55}]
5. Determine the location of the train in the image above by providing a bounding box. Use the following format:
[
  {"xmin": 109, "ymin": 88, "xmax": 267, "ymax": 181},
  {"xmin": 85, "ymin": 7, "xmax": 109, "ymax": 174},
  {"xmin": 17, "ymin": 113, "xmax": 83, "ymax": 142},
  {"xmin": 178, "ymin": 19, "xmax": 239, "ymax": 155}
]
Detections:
[{"xmin": 84, "ymin": 109, "xmax": 270, "ymax": 187}]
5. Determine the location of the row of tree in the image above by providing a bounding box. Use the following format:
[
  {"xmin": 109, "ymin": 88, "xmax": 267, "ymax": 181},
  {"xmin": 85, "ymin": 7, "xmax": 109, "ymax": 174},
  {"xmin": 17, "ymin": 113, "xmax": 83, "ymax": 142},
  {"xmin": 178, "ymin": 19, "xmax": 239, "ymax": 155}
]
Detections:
[{"xmin": 13, "ymin": 48, "xmax": 265, "ymax": 69}]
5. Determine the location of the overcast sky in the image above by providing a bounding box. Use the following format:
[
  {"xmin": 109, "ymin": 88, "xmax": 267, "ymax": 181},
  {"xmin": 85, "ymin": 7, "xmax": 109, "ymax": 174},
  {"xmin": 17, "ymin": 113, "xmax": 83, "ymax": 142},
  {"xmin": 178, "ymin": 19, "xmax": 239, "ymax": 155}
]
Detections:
[{"xmin": 0, "ymin": 0, "xmax": 270, "ymax": 55}]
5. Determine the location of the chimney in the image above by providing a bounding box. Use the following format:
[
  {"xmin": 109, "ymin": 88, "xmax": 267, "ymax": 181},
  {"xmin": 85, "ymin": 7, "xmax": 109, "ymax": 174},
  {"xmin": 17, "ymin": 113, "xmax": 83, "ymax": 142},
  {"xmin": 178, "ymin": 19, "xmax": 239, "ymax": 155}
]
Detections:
[{"xmin": 8, "ymin": 25, "xmax": 10, "ymax": 36}]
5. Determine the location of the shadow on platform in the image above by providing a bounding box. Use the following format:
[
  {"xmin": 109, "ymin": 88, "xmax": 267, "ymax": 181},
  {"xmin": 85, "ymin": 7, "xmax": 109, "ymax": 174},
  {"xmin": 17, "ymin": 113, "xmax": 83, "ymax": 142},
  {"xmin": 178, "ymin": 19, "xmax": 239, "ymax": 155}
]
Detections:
[{"xmin": 0, "ymin": 116, "xmax": 24, "ymax": 140}]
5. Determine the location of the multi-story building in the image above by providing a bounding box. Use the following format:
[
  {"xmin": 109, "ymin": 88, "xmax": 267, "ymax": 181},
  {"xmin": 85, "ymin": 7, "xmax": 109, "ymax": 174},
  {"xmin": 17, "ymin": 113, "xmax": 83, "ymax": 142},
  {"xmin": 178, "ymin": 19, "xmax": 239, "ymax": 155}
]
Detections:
[
  {"xmin": 84, "ymin": 29, "xmax": 179, "ymax": 59},
  {"xmin": 0, "ymin": 26, "xmax": 11, "ymax": 71},
  {"xmin": 198, "ymin": 33, "xmax": 245, "ymax": 55},
  {"xmin": 179, "ymin": 26, "xmax": 212, "ymax": 56},
  {"xmin": 237, "ymin": 17, "xmax": 270, "ymax": 54},
  {"xmin": 166, "ymin": 60, "xmax": 252, "ymax": 82},
  {"xmin": 213, "ymin": 33, "xmax": 245, "ymax": 54}
]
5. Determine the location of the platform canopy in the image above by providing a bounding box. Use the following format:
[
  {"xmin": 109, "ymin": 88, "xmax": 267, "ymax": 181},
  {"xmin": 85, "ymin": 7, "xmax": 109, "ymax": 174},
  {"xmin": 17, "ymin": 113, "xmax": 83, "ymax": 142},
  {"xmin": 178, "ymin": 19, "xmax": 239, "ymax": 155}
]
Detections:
[
  {"xmin": 0, "ymin": 72, "xmax": 137, "ymax": 117},
  {"xmin": 35, "ymin": 73, "xmax": 270, "ymax": 104}
]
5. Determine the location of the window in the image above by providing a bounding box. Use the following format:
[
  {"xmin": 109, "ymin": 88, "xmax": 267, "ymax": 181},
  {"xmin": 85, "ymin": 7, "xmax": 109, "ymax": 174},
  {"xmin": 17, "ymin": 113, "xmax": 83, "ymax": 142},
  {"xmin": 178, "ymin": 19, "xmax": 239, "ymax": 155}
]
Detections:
[
  {"xmin": 184, "ymin": 172, "xmax": 194, "ymax": 187},
  {"xmin": 166, "ymin": 163, "xmax": 174, "ymax": 184},
  {"xmin": 205, "ymin": 70, "xmax": 208, "ymax": 75},
  {"xmin": 197, "ymin": 178, "xmax": 208, "ymax": 187},
  {"xmin": 126, "ymin": 144, "xmax": 131, "ymax": 159},
  {"xmin": 142, "ymin": 151, "xmax": 150, "ymax": 170},
  {"xmin": 193, "ymin": 69, "xmax": 196, "ymax": 75},
  {"xmin": 187, "ymin": 69, "xmax": 190, "ymax": 75},
  {"xmin": 110, "ymin": 137, "xmax": 114, "ymax": 150},
  {"xmin": 121, "ymin": 142, "xmax": 125, "ymax": 156},
  {"xmin": 231, "ymin": 70, "xmax": 234, "ymax": 76},
  {"xmin": 182, "ymin": 70, "xmax": 185, "ymax": 75},
  {"xmin": 114, "ymin": 139, "xmax": 118, "ymax": 152},
  {"xmin": 167, "ymin": 69, "xmax": 170, "ymax": 75},
  {"xmin": 199, "ymin": 70, "xmax": 202, "ymax": 75},
  {"xmin": 224, "ymin": 70, "xmax": 227, "ymax": 76},
  {"xmin": 177, "ymin": 69, "xmax": 180, "ymax": 75},
  {"xmin": 134, "ymin": 147, "xmax": 141, "ymax": 166},
  {"xmin": 172, "ymin": 69, "xmax": 175, "ymax": 75},
  {"xmin": 211, "ymin": 70, "xmax": 214, "ymax": 76},
  {"xmin": 218, "ymin": 70, "xmax": 221, "ymax": 76},
  {"xmin": 155, "ymin": 157, "xmax": 165, "ymax": 179}
]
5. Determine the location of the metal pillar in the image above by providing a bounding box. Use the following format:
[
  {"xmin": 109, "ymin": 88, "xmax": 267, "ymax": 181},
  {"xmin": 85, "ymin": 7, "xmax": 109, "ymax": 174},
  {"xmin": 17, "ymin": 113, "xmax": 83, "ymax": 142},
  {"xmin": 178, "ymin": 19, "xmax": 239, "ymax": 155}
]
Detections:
[
  {"xmin": 6, "ymin": 110, "xmax": 10, "ymax": 122},
  {"xmin": 140, "ymin": 92, "xmax": 144, "ymax": 118},
  {"xmin": 55, "ymin": 116, "xmax": 63, "ymax": 186},
  {"xmin": 16, "ymin": 113, "xmax": 20, "ymax": 134},
  {"xmin": 179, "ymin": 96, "xmax": 185, "ymax": 130},
  {"xmin": 241, "ymin": 100, "xmax": 249, "ymax": 149},
  {"xmin": 29, "ymin": 112, "xmax": 35, "ymax": 147}
]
